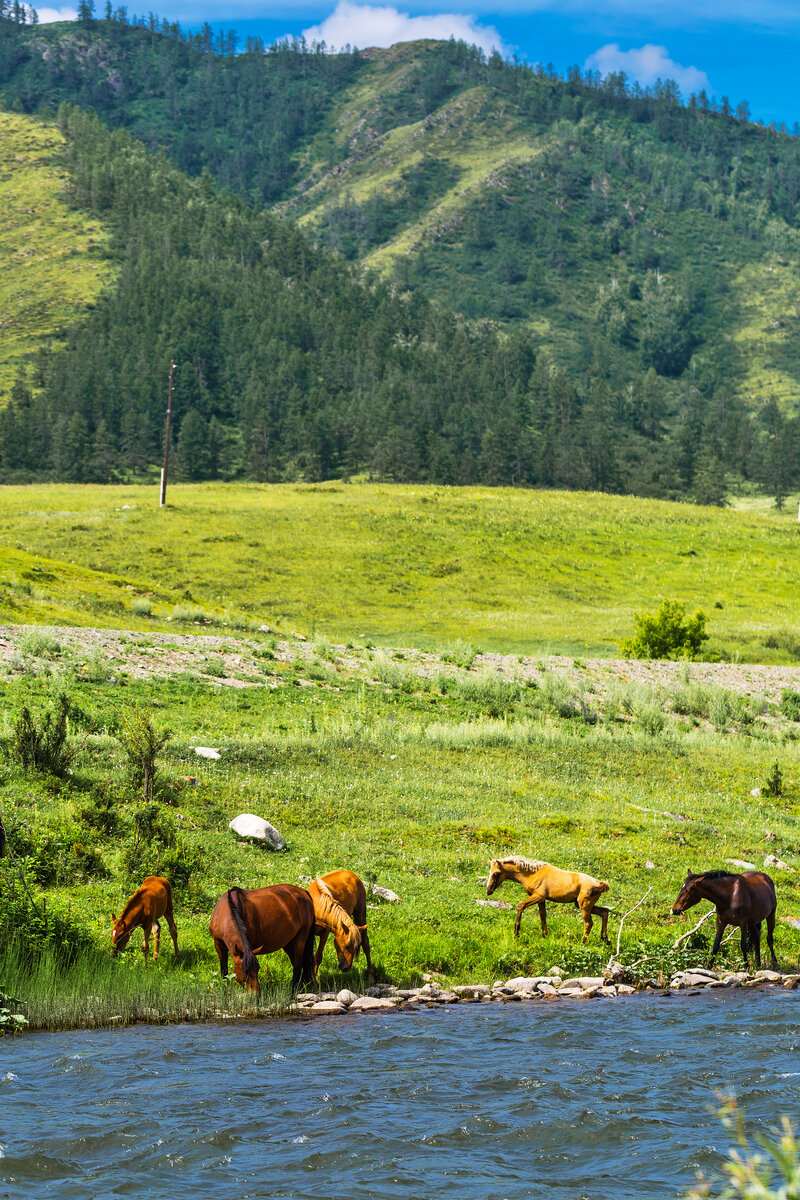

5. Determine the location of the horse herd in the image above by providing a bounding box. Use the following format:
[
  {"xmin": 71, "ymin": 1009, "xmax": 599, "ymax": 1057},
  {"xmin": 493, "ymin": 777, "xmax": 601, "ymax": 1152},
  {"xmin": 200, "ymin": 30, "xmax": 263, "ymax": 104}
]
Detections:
[{"xmin": 109, "ymin": 855, "xmax": 782, "ymax": 996}]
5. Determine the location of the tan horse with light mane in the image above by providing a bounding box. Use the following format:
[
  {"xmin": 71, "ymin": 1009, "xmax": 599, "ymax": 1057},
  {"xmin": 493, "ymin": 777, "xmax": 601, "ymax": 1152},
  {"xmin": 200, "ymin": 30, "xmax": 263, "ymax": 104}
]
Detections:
[
  {"xmin": 486, "ymin": 856, "xmax": 611, "ymax": 944},
  {"xmin": 307, "ymin": 869, "xmax": 374, "ymax": 981},
  {"xmin": 111, "ymin": 875, "xmax": 179, "ymax": 960}
]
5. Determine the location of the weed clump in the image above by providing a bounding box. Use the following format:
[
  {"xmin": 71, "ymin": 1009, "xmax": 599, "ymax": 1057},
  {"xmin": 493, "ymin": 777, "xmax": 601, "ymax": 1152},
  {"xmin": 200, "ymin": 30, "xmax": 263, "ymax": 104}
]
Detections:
[
  {"xmin": 117, "ymin": 704, "xmax": 169, "ymax": 802},
  {"xmin": 9, "ymin": 695, "xmax": 75, "ymax": 777}
]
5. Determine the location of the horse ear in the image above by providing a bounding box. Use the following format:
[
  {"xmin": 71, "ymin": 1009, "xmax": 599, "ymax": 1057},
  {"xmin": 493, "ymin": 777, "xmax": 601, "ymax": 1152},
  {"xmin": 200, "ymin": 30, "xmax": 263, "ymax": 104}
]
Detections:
[
  {"xmin": 111, "ymin": 911, "xmax": 117, "ymax": 922},
  {"xmin": 685, "ymin": 868, "xmax": 693, "ymax": 878},
  {"xmin": 356, "ymin": 924, "xmax": 368, "ymax": 932}
]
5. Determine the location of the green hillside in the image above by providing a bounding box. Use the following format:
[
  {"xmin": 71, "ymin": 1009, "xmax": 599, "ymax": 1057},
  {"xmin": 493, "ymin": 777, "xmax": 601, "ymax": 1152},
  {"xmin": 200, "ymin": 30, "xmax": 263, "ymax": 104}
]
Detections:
[
  {"xmin": 1, "ymin": 16, "xmax": 800, "ymax": 498},
  {"xmin": 2, "ymin": 481, "xmax": 799, "ymax": 661},
  {"xmin": 0, "ymin": 110, "xmax": 113, "ymax": 397}
]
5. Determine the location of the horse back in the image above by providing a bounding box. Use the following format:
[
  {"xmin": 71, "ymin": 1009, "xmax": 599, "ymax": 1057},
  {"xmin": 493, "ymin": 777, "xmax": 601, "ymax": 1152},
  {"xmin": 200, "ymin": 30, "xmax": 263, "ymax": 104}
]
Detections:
[
  {"xmin": 214, "ymin": 884, "xmax": 315, "ymax": 955},
  {"xmin": 741, "ymin": 871, "xmax": 777, "ymax": 919},
  {"xmin": 315, "ymin": 869, "xmax": 365, "ymax": 920},
  {"xmin": 121, "ymin": 876, "xmax": 171, "ymax": 926}
]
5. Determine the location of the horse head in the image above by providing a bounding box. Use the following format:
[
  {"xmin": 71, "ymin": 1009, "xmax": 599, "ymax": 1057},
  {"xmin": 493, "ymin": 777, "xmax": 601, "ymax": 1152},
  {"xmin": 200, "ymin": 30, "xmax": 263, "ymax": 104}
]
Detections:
[
  {"xmin": 110, "ymin": 912, "xmax": 131, "ymax": 954},
  {"xmin": 486, "ymin": 858, "xmax": 507, "ymax": 895},
  {"xmin": 671, "ymin": 869, "xmax": 699, "ymax": 915},
  {"xmin": 336, "ymin": 921, "xmax": 364, "ymax": 971}
]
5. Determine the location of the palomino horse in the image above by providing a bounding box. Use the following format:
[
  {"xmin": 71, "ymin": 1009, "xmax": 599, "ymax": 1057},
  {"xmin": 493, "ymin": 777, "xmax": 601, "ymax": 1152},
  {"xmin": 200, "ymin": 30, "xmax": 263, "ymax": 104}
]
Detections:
[
  {"xmin": 671, "ymin": 869, "xmax": 779, "ymax": 971},
  {"xmin": 307, "ymin": 869, "xmax": 374, "ymax": 981},
  {"xmin": 487, "ymin": 857, "xmax": 611, "ymax": 944},
  {"xmin": 209, "ymin": 884, "xmax": 316, "ymax": 995},
  {"xmin": 111, "ymin": 875, "xmax": 179, "ymax": 961}
]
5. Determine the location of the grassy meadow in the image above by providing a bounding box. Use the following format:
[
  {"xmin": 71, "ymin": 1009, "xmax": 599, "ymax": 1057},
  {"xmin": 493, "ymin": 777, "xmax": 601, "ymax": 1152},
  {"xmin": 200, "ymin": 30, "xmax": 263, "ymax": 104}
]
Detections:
[
  {"xmin": 1, "ymin": 481, "xmax": 800, "ymax": 659},
  {"xmin": 1, "ymin": 482, "xmax": 800, "ymax": 1030},
  {"xmin": 0, "ymin": 112, "xmax": 114, "ymax": 400}
]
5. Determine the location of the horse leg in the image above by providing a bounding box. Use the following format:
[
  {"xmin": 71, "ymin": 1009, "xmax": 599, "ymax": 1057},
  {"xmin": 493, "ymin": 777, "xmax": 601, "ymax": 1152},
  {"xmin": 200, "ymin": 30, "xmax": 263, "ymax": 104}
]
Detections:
[
  {"xmin": 752, "ymin": 922, "xmax": 763, "ymax": 971},
  {"xmin": 709, "ymin": 916, "xmax": 726, "ymax": 966},
  {"xmin": 152, "ymin": 920, "xmax": 161, "ymax": 960},
  {"xmin": 514, "ymin": 894, "xmax": 544, "ymax": 938},
  {"xmin": 361, "ymin": 928, "xmax": 375, "ymax": 983},
  {"xmin": 766, "ymin": 909, "xmax": 779, "ymax": 970},
  {"xmin": 580, "ymin": 904, "xmax": 593, "ymax": 945},
  {"xmin": 141, "ymin": 920, "xmax": 152, "ymax": 963},
  {"xmin": 314, "ymin": 929, "xmax": 329, "ymax": 973},
  {"xmin": 740, "ymin": 925, "xmax": 749, "ymax": 971},
  {"xmin": 592, "ymin": 904, "xmax": 611, "ymax": 946},
  {"xmin": 538, "ymin": 901, "xmax": 548, "ymax": 936},
  {"xmin": 165, "ymin": 895, "xmax": 179, "ymax": 957},
  {"xmin": 214, "ymin": 937, "xmax": 229, "ymax": 979}
]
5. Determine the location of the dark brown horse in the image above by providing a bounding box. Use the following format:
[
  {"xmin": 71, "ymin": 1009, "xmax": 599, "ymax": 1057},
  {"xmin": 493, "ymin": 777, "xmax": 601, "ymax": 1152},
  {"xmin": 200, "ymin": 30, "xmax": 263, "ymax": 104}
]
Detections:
[
  {"xmin": 671, "ymin": 869, "xmax": 779, "ymax": 971},
  {"xmin": 209, "ymin": 884, "xmax": 316, "ymax": 995}
]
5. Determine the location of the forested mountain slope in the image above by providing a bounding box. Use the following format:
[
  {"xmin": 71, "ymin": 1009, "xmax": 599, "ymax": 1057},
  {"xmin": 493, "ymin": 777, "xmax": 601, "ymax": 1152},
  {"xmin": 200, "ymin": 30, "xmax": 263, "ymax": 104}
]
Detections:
[{"xmin": 0, "ymin": 11, "xmax": 798, "ymax": 496}]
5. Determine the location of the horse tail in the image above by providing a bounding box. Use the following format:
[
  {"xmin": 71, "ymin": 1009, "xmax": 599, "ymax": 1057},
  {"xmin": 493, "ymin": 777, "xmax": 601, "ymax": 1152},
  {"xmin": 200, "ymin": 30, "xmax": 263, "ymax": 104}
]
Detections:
[
  {"xmin": 227, "ymin": 887, "xmax": 258, "ymax": 978},
  {"xmin": 301, "ymin": 914, "xmax": 316, "ymax": 987}
]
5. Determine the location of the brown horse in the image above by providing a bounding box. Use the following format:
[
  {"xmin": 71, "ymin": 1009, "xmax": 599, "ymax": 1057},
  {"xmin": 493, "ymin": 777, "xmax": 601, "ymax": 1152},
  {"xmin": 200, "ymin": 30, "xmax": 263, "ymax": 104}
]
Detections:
[
  {"xmin": 671, "ymin": 869, "xmax": 779, "ymax": 970},
  {"xmin": 209, "ymin": 884, "xmax": 316, "ymax": 995},
  {"xmin": 487, "ymin": 856, "xmax": 611, "ymax": 944},
  {"xmin": 111, "ymin": 876, "xmax": 179, "ymax": 961},
  {"xmin": 307, "ymin": 870, "xmax": 374, "ymax": 981}
]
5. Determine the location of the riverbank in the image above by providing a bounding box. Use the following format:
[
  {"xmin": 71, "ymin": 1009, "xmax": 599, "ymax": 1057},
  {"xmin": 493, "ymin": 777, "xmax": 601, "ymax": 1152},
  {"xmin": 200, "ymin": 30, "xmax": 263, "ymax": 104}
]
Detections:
[{"xmin": 2, "ymin": 621, "xmax": 800, "ymax": 1030}]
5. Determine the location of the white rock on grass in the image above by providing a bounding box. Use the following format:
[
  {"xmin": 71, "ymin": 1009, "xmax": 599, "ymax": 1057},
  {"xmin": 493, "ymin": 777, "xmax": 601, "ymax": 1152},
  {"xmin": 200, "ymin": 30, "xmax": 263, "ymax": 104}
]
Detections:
[
  {"xmin": 194, "ymin": 746, "xmax": 221, "ymax": 759},
  {"xmin": 228, "ymin": 813, "xmax": 286, "ymax": 851},
  {"xmin": 725, "ymin": 858, "xmax": 756, "ymax": 870},
  {"xmin": 765, "ymin": 854, "xmax": 794, "ymax": 872},
  {"xmin": 369, "ymin": 885, "xmax": 400, "ymax": 903}
]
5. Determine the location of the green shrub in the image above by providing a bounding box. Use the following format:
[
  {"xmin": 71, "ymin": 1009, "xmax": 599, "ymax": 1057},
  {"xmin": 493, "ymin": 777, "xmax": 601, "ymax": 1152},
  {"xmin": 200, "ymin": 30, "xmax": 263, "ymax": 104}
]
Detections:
[
  {"xmin": 18, "ymin": 631, "xmax": 62, "ymax": 659},
  {"xmin": 117, "ymin": 704, "xmax": 170, "ymax": 801},
  {"xmin": 537, "ymin": 671, "xmax": 577, "ymax": 718},
  {"xmin": 452, "ymin": 670, "xmax": 519, "ymax": 717},
  {"xmin": 9, "ymin": 695, "xmax": 75, "ymax": 777},
  {"xmin": 780, "ymin": 690, "xmax": 800, "ymax": 722},
  {"xmin": 172, "ymin": 604, "xmax": 211, "ymax": 623},
  {"xmin": 440, "ymin": 640, "xmax": 477, "ymax": 669},
  {"xmin": 0, "ymin": 864, "xmax": 92, "ymax": 968},
  {"xmin": 0, "ymin": 988, "xmax": 28, "ymax": 1035},
  {"xmin": 622, "ymin": 599, "xmax": 709, "ymax": 660},
  {"xmin": 130, "ymin": 596, "xmax": 153, "ymax": 616},
  {"xmin": 764, "ymin": 762, "xmax": 783, "ymax": 797}
]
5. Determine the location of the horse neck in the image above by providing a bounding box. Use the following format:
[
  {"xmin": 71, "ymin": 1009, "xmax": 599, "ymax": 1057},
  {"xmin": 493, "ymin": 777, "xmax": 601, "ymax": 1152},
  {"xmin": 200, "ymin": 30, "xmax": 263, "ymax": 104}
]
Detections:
[
  {"xmin": 315, "ymin": 892, "xmax": 356, "ymax": 940},
  {"xmin": 693, "ymin": 876, "xmax": 728, "ymax": 906}
]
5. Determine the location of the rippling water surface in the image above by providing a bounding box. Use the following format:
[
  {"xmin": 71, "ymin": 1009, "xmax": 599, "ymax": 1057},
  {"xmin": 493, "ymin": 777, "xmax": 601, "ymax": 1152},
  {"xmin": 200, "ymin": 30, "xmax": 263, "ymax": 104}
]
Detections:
[{"xmin": 2, "ymin": 991, "xmax": 800, "ymax": 1199}]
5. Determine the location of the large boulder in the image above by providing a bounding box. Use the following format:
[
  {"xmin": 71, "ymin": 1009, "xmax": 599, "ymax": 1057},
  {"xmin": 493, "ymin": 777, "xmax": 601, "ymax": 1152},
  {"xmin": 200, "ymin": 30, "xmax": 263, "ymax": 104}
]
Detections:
[{"xmin": 228, "ymin": 813, "xmax": 286, "ymax": 851}]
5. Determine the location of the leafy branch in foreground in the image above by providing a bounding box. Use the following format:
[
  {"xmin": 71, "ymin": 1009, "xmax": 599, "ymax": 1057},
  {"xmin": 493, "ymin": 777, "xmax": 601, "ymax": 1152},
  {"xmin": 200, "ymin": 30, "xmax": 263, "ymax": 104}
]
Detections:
[
  {"xmin": 687, "ymin": 1098, "xmax": 800, "ymax": 1199},
  {"xmin": 9, "ymin": 694, "xmax": 76, "ymax": 777},
  {"xmin": 117, "ymin": 703, "xmax": 170, "ymax": 802}
]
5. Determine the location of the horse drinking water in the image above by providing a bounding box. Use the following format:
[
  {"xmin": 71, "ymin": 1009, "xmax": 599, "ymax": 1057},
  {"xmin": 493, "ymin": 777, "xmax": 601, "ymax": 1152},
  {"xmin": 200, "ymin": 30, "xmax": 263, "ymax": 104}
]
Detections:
[
  {"xmin": 307, "ymin": 869, "xmax": 374, "ymax": 981},
  {"xmin": 209, "ymin": 884, "xmax": 316, "ymax": 995},
  {"xmin": 670, "ymin": 869, "xmax": 779, "ymax": 971},
  {"xmin": 486, "ymin": 857, "xmax": 611, "ymax": 944}
]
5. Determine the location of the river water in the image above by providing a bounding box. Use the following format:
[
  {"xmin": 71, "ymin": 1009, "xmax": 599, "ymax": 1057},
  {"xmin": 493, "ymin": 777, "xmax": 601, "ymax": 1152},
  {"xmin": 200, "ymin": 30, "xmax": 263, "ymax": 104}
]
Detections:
[{"xmin": 2, "ymin": 990, "xmax": 799, "ymax": 1200}]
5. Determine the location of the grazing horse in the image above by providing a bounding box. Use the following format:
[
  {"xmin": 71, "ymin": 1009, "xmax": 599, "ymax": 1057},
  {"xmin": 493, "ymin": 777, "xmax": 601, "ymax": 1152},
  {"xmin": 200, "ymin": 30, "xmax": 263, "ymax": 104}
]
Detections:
[
  {"xmin": 307, "ymin": 870, "xmax": 374, "ymax": 981},
  {"xmin": 209, "ymin": 884, "xmax": 316, "ymax": 995},
  {"xmin": 671, "ymin": 869, "xmax": 779, "ymax": 971},
  {"xmin": 111, "ymin": 876, "xmax": 179, "ymax": 961},
  {"xmin": 486, "ymin": 856, "xmax": 611, "ymax": 944}
]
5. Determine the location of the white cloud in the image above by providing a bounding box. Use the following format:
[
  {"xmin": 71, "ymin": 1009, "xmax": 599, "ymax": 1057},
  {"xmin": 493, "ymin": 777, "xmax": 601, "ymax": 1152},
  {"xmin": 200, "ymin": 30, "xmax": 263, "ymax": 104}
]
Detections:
[
  {"xmin": 35, "ymin": 6, "xmax": 78, "ymax": 20},
  {"xmin": 585, "ymin": 43, "xmax": 710, "ymax": 94},
  {"xmin": 302, "ymin": 1, "xmax": 505, "ymax": 54}
]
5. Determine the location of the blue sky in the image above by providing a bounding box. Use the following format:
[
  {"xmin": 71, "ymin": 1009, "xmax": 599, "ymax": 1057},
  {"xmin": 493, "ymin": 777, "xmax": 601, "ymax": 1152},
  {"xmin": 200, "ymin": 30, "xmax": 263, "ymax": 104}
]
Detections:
[{"xmin": 38, "ymin": 0, "xmax": 800, "ymax": 129}]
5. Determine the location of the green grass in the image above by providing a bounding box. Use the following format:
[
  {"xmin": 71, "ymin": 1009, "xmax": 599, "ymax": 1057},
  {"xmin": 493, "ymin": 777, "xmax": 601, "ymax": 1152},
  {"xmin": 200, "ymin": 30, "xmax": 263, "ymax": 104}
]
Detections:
[
  {"xmin": 1, "ymin": 481, "xmax": 800, "ymax": 659},
  {"xmin": 0, "ymin": 111, "xmax": 114, "ymax": 400},
  {"xmin": 1, "ymin": 631, "xmax": 799, "ymax": 1028}
]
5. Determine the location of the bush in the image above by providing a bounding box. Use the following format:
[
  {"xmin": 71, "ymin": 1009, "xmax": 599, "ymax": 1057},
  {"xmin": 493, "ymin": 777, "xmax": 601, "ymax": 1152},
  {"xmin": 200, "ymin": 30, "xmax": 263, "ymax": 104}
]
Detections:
[
  {"xmin": 18, "ymin": 631, "xmax": 62, "ymax": 659},
  {"xmin": 780, "ymin": 690, "xmax": 800, "ymax": 722},
  {"xmin": 622, "ymin": 599, "xmax": 709, "ymax": 660},
  {"xmin": 440, "ymin": 640, "xmax": 478, "ymax": 669},
  {"xmin": 0, "ymin": 864, "xmax": 92, "ymax": 968},
  {"xmin": 117, "ymin": 704, "xmax": 170, "ymax": 801},
  {"xmin": 9, "ymin": 695, "xmax": 75, "ymax": 777},
  {"xmin": 131, "ymin": 596, "xmax": 153, "ymax": 616}
]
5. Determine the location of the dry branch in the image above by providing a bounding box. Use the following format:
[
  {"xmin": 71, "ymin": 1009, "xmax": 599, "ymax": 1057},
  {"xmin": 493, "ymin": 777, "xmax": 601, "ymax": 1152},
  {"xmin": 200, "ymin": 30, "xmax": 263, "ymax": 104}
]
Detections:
[{"xmin": 608, "ymin": 885, "xmax": 653, "ymax": 964}]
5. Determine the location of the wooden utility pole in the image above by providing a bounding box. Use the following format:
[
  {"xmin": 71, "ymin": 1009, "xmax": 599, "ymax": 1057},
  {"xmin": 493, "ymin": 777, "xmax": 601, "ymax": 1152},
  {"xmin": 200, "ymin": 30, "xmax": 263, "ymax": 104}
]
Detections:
[{"xmin": 159, "ymin": 359, "xmax": 175, "ymax": 507}]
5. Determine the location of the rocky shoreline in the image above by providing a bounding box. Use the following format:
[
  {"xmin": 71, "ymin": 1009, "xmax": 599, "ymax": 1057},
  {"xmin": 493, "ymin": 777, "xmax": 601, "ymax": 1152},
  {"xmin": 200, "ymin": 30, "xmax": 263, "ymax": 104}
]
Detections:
[{"xmin": 288, "ymin": 966, "xmax": 800, "ymax": 1014}]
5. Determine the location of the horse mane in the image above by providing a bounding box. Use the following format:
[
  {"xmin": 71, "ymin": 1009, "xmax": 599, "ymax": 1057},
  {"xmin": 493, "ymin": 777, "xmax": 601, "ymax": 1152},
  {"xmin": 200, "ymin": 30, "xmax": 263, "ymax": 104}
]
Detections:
[
  {"xmin": 503, "ymin": 856, "xmax": 549, "ymax": 874},
  {"xmin": 227, "ymin": 887, "xmax": 258, "ymax": 977},
  {"xmin": 314, "ymin": 890, "xmax": 360, "ymax": 949},
  {"xmin": 693, "ymin": 870, "xmax": 739, "ymax": 880}
]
